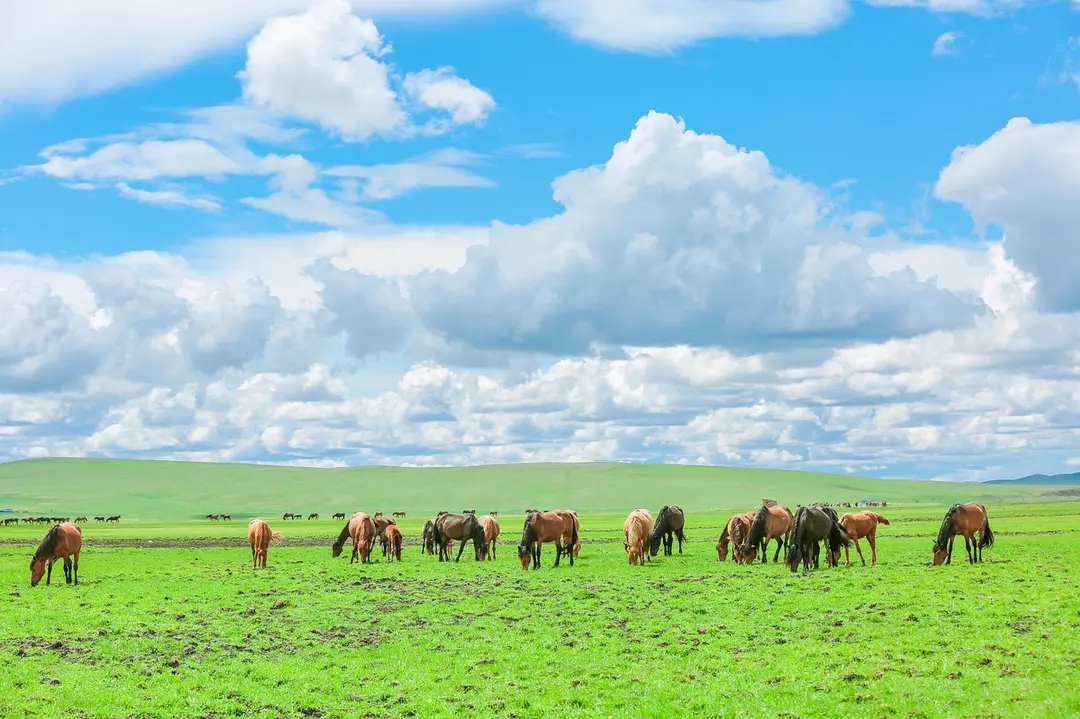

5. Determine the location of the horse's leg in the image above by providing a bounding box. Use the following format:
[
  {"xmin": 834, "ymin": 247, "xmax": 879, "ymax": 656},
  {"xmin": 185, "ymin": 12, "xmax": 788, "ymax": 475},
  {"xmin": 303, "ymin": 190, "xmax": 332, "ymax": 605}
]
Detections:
[
  {"xmin": 533, "ymin": 544, "xmax": 541, "ymax": 570},
  {"xmin": 772, "ymin": 536, "xmax": 783, "ymax": 563},
  {"xmin": 455, "ymin": 538, "xmax": 466, "ymax": 563},
  {"xmin": 964, "ymin": 534, "xmax": 974, "ymax": 563},
  {"xmin": 947, "ymin": 536, "xmax": 954, "ymax": 564},
  {"xmin": 553, "ymin": 542, "xmax": 562, "ymax": 568},
  {"xmin": 868, "ymin": 531, "xmax": 877, "ymax": 566},
  {"xmin": 63, "ymin": 556, "xmax": 72, "ymax": 584},
  {"xmin": 854, "ymin": 538, "xmax": 865, "ymax": 567},
  {"xmin": 678, "ymin": 529, "xmax": 685, "ymax": 554},
  {"xmin": 46, "ymin": 558, "xmax": 54, "ymax": 586},
  {"xmin": 73, "ymin": 551, "xmax": 79, "ymax": 585}
]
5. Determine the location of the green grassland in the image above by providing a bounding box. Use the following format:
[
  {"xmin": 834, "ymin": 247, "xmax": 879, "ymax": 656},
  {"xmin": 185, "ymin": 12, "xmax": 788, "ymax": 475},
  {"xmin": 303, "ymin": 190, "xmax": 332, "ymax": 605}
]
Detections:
[
  {"xmin": 1, "ymin": 458, "xmax": 1075, "ymax": 520},
  {"xmin": 2, "ymin": 503, "xmax": 1080, "ymax": 718}
]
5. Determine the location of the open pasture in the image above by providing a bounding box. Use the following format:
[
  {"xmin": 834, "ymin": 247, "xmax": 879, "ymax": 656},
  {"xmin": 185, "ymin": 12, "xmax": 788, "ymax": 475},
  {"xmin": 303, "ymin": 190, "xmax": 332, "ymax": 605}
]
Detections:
[{"xmin": 2, "ymin": 503, "xmax": 1079, "ymax": 718}]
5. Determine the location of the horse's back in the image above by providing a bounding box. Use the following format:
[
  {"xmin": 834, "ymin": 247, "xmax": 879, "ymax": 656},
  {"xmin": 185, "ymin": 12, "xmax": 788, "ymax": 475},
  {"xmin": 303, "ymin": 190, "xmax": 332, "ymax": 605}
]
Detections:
[{"xmin": 59, "ymin": 522, "xmax": 82, "ymax": 553}]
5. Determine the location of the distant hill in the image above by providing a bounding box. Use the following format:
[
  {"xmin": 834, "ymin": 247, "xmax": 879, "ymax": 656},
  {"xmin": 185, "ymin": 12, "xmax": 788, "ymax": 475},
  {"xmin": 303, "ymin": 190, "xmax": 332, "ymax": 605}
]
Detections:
[
  {"xmin": 985, "ymin": 472, "xmax": 1080, "ymax": 486},
  {"xmin": 0, "ymin": 458, "xmax": 1074, "ymax": 519}
]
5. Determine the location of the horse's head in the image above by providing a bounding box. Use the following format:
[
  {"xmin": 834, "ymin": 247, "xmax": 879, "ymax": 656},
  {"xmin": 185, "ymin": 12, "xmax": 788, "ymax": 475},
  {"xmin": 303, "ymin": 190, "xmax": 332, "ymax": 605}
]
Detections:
[
  {"xmin": 648, "ymin": 531, "xmax": 662, "ymax": 557},
  {"xmin": 29, "ymin": 556, "xmax": 45, "ymax": 586},
  {"xmin": 331, "ymin": 542, "xmax": 343, "ymax": 558},
  {"xmin": 716, "ymin": 539, "xmax": 727, "ymax": 561},
  {"xmin": 931, "ymin": 545, "xmax": 948, "ymax": 565},
  {"xmin": 517, "ymin": 544, "xmax": 531, "ymax": 569}
]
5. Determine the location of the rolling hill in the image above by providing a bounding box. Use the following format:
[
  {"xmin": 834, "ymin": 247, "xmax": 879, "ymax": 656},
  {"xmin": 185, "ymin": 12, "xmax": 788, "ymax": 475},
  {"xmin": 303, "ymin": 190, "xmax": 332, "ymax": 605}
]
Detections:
[
  {"xmin": 0, "ymin": 458, "xmax": 1068, "ymax": 520},
  {"xmin": 985, "ymin": 472, "xmax": 1080, "ymax": 485}
]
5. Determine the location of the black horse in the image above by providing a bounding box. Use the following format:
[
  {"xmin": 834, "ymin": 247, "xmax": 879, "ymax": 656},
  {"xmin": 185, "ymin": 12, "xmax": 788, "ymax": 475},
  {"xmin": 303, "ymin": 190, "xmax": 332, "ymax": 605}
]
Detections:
[
  {"xmin": 785, "ymin": 505, "xmax": 851, "ymax": 575},
  {"xmin": 648, "ymin": 505, "xmax": 687, "ymax": 557},
  {"xmin": 434, "ymin": 512, "xmax": 488, "ymax": 562}
]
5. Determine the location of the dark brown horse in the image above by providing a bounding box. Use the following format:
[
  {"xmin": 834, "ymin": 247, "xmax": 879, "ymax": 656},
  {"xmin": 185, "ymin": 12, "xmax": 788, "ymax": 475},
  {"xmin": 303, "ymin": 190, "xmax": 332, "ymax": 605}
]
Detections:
[
  {"xmin": 30, "ymin": 522, "xmax": 82, "ymax": 587},
  {"xmin": 434, "ymin": 512, "xmax": 488, "ymax": 562},
  {"xmin": 648, "ymin": 505, "xmax": 686, "ymax": 557},
  {"xmin": 421, "ymin": 519, "xmax": 440, "ymax": 555},
  {"xmin": 785, "ymin": 505, "xmax": 850, "ymax": 575},
  {"xmin": 332, "ymin": 512, "xmax": 376, "ymax": 564},
  {"xmin": 932, "ymin": 503, "xmax": 994, "ymax": 565},
  {"xmin": 517, "ymin": 510, "xmax": 579, "ymax": 569}
]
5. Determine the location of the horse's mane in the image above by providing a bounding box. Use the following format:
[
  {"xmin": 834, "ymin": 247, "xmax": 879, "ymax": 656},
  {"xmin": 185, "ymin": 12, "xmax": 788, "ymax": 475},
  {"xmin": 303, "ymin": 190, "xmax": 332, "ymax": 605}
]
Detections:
[
  {"xmin": 34, "ymin": 524, "xmax": 63, "ymax": 559},
  {"xmin": 827, "ymin": 516, "xmax": 851, "ymax": 552},
  {"xmin": 519, "ymin": 516, "xmax": 537, "ymax": 549},
  {"xmin": 731, "ymin": 518, "xmax": 745, "ymax": 552},
  {"xmin": 648, "ymin": 506, "xmax": 669, "ymax": 542},
  {"xmin": 744, "ymin": 505, "xmax": 769, "ymax": 549},
  {"xmin": 786, "ymin": 507, "xmax": 806, "ymax": 568},
  {"xmin": 933, "ymin": 504, "xmax": 961, "ymax": 551}
]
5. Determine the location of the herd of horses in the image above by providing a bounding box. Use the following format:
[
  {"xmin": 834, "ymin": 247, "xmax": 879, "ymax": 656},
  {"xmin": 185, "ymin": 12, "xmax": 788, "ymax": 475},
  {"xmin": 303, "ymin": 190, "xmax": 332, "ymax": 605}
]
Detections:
[{"xmin": 23, "ymin": 501, "xmax": 996, "ymax": 585}]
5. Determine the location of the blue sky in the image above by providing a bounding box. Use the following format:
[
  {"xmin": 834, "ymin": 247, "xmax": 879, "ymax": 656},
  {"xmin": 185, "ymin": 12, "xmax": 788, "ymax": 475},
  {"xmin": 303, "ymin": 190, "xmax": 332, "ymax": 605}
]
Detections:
[{"xmin": 1, "ymin": 0, "xmax": 1079, "ymax": 480}]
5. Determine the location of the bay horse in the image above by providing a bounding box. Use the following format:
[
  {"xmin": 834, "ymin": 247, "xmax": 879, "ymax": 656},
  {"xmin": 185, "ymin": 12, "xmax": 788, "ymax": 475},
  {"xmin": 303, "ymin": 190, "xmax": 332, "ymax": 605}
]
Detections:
[
  {"xmin": 30, "ymin": 522, "xmax": 82, "ymax": 587},
  {"xmin": 247, "ymin": 518, "xmax": 282, "ymax": 569},
  {"xmin": 932, "ymin": 503, "xmax": 994, "ymax": 565},
  {"xmin": 739, "ymin": 504, "xmax": 794, "ymax": 564},
  {"xmin": 373, "ymin": 515, "xmax": 398, "ymax": 557},
  {"xmin": 839, "ymin": 511, "xmax": 890, "ymax": 566},
  {"xmin": 785, "ymin": 505, "xmax": 851, "ymax": 576},
  {"xmin": 478, "ymin": 514, "xmax": 501, "ymax": 560},
  {"xmin": 332, "ymin": 512, "xmax": 376, "ymax": 564},
  {"xmin": 517, "ymin": 510, "xmax": 578, "ymax": 569},
  {"xmin": 648, "ymin": 505, "xmax": 686, "ymax": 557},
  {"xmin": 384, "ymin": 524, "xmax": 403, "ymax": 562},
  {"xmin": 421, "ymin": 519, "xmax": 440, "ymax": 555},
  {"xmin": 434, "ymin": 512, "xmax": 487, "ymax": 562},
  {"xmin": 332, "ymin": 512, "xmax": 346, "ymax": 520},
  {"xmin": 624, "ymin": 509, "xmax": 653, "ymax": 565},
  {"xmin": 716, "ymin": 511, "xmax": 755, "ymax": 562}
]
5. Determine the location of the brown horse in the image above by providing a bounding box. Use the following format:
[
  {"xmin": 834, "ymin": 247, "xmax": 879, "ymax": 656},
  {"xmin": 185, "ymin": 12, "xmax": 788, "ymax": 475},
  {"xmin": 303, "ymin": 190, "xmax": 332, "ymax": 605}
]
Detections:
[
  {"xmin": 30, "ymin": 522, "xmax": 82, "ymax": 587},
  {"xmin": 373, "ymin": 515, "xmax": 398, "ymax": 557},
  {"xmin": 421, "ymin": 519, "xmax": 440, "ymax": 555},
  {"xmin": 624, "ymin": 509, "xmax": 653, "ymax": 565},
  {"xmin": 839, "ymin": 511, "xmax": 890, "ymax": 566},
  {"xmin": 332, "ymin": 512, "xmax": 376, "ymax": 564},
  {"xmin": 248, "ymin": 518, "xmax": 282, "ymax": 569},
  {"xmin": 384, "ymin": 524, "xmax": 403, "ymax": 562},
  {"xmin": 932, "ymin": 503, "xmax": 994, "ymax": 565},
  {"xmin": 478, "ymin": 514, "xmax": 501, "ymax": 560},
  {"xmin": 739, "ymin": 504, "xmax": 794, "ymax": 564},
  {"xmin": 648, "ymin": 505, "xmax": 686, "ymax": 557},
  {"xmin": 518, "ymin": 510, "xmax": 579, "ymax": 569},
  {"xmin": 717, "ymin": 511, "xmax": 755, "ymax": 562},
  {"xmin": 434, "ymin": 512, "xmax": 488, "ymax": 562}
]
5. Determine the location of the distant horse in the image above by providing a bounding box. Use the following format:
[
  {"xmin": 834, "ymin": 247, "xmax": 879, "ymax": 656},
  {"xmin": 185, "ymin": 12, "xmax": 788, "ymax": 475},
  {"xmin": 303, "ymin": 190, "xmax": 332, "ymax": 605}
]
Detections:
[
  {"xmin": 434, "ymin": 513, "xmax": 487, "ymax": 562},
  {"xmin": 392, "ymin": 511, "xmax": 406, "ymax": 518},
  {"xmin": 207, "ymin": 514, "xmax": 219, "ymax": 521},
  {"xmin": 93, "ymin": 516, "xmax": 105, "ymax": 522},
  {"xmin": 221, "ymin": 514, "xmax": 231, "ymax": 521},
  {"xmin": 332, "ymin": 512, "xmax": 376, "ymax": 564},
  {"xmin": 384, "ymin": 525, "xmax": 403, "ymax": 562},
  {"xmin": 740, "ymin": 504, "xmax": 794, "ymax": 564},
  {"xmin": 332, "ymin": 512, "xmax": 346, "ymax": 520},
  {"xmin": 74, "ymin": 516, "xmax": 87, "ymax": 523},
  {"xmin": 30, "ymin": 522, "xmax": 82, "ymax": 587},
  {"xmin": 283, "ymin": 512, "xmax": 294, "ymax": 520},
  {"xmin": 839, "ymin": 511, "xmax": 890, "ymax": 566},
  {"xmin": 716, "ymin": 511, "xmax": 755, "ymax": 562},
  {"xmin": 518, "ymin": 510, "xmax": 578, "ymax": 569},
  {"xmin": 624, "ymin": 509, "xmax": 654, "ymax": 565},
  {"xmin": 648, "ymin": 505, "xmax": 686, "ymax": 557},
  {"xmin": 490, "ymin": 510, "xmax": 499, "ymax": 517},
  {"xmin": 106, "ymin": 515, "xmax": 120, "ymax": 523},
  {"xmin": 374, "ymin": 511, "xmax": 384, "ymax": 518},
  {"xmin": 785, "ymin": 505, "xmax": 851, "ymax": 575},
  {"xmin": 932, "ymin": 503, "xmax": 994, "ymax": 565},
  {"xmin": 478, "ymin": 514, "xmax": 501, "ymax": 560},
  {"xmin": 308, "ymin": 513, "xmax": 319, "ymax": 520},
  {"xmin": 247, "ymin": 518, "xmax": 282, "ymax": 569}
]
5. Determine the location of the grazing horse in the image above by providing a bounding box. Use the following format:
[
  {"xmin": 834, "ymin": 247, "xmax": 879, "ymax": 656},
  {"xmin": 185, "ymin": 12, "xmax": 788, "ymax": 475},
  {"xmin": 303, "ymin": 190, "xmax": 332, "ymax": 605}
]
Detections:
[
  {"xmin": 74, "ymin": 516, "xmax": 87, "ymax": 523},
  {"xmin": 384, "ymin": 525, "xmax": 403, "ymax": 562},
  {"xmin": 478, "ymin": 514, "xmax": 501, "ymax": 560},
  {"xmin": 716, "ymin": 511, "xmax": 755, "ymax": 562},
  {"xmin": 332, "ymin": 512, "xmax": 377, "ymax": 564},
  {"xmin": 332, "ymin": 512, "xmax": 346, "ymax": 520},
  {"xmin": 308, "ymin": 513, "xmax": 319, "ymax": 520},
  {"xmin": 106, "ymin": 515, "xmax": 120, "ymax": 523},
  {"xmin": 373, "ymin": 515, "xmax": 398, "ymax": 557},
  {"xmin": 247, "ymin": 518, "xmax": 282, "ymax": 569},
  {"xmin": 785, "ymin": 505, "xmax": 851, "ymax": 575},
  {"xmin": 207, "ymin": 514, "xmax": 219, "ymax": 521},
  {"xmin": 283, "ymin": 512, "xmax": 294, "ymax": 520},
  {"xmin": 221, "ymin": 514, "xmax": 231, "ymax": 521},
  {"xmin": 624, "ymin": 509, "xmax": 654, "ymax": 565},
  {"xmin": 434, "ymin": 513, "xmax": 488, "ymax": 562},
  {"xmin": 392, "ymin": 511, "xmax": 406, "ymax": 518},
  {"xmin": 839, "ymin": 511, "xmax": 890, "ymax": 566},
  {"xmin": 490, "ymin": 510, "xmax": 498, "ymax": 517},
  {"xmin": 30, "ymin": 522, "xmax": 82, "ymax": 587},
  {"xmin": 517, "ymin": 510, "xmax": 579, "ymax": 569},
  {"xmin": 649, "ymin": 505, "xmax": 686, "ymax": 557},
  {"xmin": 739, "ymin": 505, "xmax": 794, "ymax": 564},
  {"xmin": 932, "ymin": 503, "xmax": 994, "ymax": 565},
  {"xmin": 421, "ymin": 519, "xmax": 441, "ymax": 555}
]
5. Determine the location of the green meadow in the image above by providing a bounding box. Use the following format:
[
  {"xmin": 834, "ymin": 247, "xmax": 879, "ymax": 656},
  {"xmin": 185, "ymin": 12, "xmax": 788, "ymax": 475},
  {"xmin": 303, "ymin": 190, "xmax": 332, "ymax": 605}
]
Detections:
[{"xmin": 1, "ymin": 460, "xmax": 1079, "ymax": 718}]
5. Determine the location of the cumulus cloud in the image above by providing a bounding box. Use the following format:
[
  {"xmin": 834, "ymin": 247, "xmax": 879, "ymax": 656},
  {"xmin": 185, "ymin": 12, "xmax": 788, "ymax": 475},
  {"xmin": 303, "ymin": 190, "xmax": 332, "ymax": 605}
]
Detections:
[{"xmin": 935, "ymin": 117, "xmax": 1080, "ymax": 313}]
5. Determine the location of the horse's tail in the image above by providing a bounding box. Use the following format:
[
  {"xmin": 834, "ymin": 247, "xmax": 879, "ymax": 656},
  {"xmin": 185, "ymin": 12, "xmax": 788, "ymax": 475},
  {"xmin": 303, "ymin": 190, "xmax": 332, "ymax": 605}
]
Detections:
[
  {"xmin": 271, "ymin": 531, "xmax": 283, "ymax": 542},
  {"xmin": 872, "ymin": 513, "xmax": 890, "ymax": 525},
  {"xmin": 980, "ymin": 515, "xmax": 994, "ymax": 550},
  {"xmin": 569, "ymin": 512, "xmax": 579, "ymax": 553}
]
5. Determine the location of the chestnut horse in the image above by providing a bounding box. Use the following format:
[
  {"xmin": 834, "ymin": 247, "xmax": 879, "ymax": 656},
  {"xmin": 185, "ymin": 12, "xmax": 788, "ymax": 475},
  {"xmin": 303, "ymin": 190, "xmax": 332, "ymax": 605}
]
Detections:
[
  {"xmin": 932, "ymin": 503, "xmax": 994, "ymax": 565},
  {"xmin": 518, "ymin": 510, "xmax": 579, "ymax": 569},
  {"xmin": 332, "ymin": 512, "xmax": 376, "ymax": 564},
  {"xmin": 247, "ymin": 518, "xmax": 282, "ymax": 569},
  {"xmin": 478, "ymin": 514, "xmax": 501, "ymax": 560},
  {"xmin": 839, "ymin": 511, "xmax": 890, "ymax": 566},
  {"xmin": 624, "ymin": 509, "xmax": 653, "ymax": 565},
  {"xmin": 716, "ymin": 511, "xmax": 755, "ymax": 562},
  {"xmin": 739, "ymin": 504, "xmax": 794, "ymax": 564},
  {"xmin": 30, "ymin": 522, "xmax": 82, "ymax": 587},
  {"xmin": 373, "ymin": 515, "xmax": 398, "ymax": 557},
  {"xmin": 384, "ymin": 524, "xmax": 403, "ymax": 562},
  {"xmin": 648, "ymin": 505, "xmax": 686, "ymax": 557}
]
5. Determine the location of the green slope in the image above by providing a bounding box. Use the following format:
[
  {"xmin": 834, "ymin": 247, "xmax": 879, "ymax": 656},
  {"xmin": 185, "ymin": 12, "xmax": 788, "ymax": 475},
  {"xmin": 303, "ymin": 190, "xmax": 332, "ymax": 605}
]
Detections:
[{"xmin": 0, "ymin": 458, "xmax": 1067, "ymax": 520}]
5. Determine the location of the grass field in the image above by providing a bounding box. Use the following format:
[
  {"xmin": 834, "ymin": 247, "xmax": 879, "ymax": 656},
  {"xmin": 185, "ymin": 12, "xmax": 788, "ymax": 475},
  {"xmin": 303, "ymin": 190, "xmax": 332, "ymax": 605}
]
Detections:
[
  {"xmin": 2, "ymin": 458, "xmax": 1077, "ymax": 519},
  {"xmin": 2, "ymin": 502, "xmax": 1079, "ymax": 718}
]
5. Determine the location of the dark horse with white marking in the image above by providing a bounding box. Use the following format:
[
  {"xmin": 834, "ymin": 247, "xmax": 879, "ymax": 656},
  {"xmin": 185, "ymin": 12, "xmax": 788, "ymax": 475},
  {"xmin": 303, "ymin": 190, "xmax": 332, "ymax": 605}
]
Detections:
[
  {"xmin": 785, "ymin": 505, "xmax": 851, "ymax": 576},
  {"xmin": 648, "ymin": 505, "xmax": 686, "ymax": 557},
  {"xmin": 434, "ymin": 512, "xmax": 488, "ymax": 562}
]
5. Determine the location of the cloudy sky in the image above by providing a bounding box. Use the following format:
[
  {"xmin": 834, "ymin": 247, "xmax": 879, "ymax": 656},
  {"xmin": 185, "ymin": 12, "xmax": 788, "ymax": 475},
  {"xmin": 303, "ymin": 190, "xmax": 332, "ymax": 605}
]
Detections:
[{"xmin": 1, "ymin": 1, "xmax": 1079, "ymax": 480}]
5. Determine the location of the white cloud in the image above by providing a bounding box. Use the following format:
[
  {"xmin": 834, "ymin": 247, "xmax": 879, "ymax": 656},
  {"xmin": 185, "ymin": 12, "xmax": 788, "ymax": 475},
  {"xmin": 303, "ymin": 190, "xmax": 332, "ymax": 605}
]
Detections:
[
  {"xmin": 932, "ymin": 30, "xmax": 965, "ymax": 55},
  {"xmin": 116, "ymin": 183, "xmax": 223, "ymax": 212},
  {"xmin": 865, "ymin": 0, "xmax": 1029, "ymax": 14},
  {"xmin": 402, "ymin": 67, "xmax": 496, "ymax": 128},
  {"xmin": 29, "ymin": 140, "xmax": 249, "ymax": 182},
  {"xmin": 0, "ymin": 0, "xmax": 512, "ymax": 107},
  {"xmin": 325, "ymin": 150, "xmax": 495, "ymax": 200}
]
